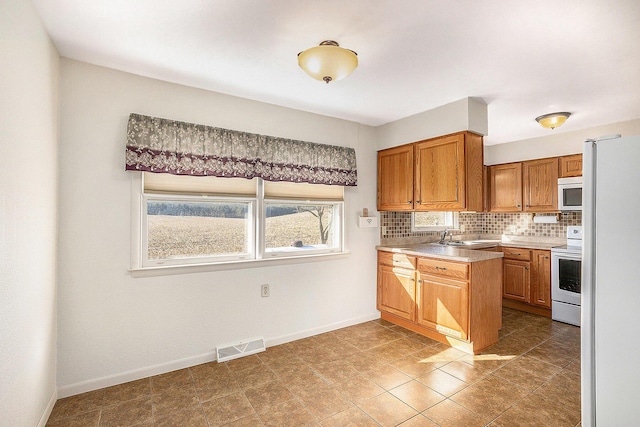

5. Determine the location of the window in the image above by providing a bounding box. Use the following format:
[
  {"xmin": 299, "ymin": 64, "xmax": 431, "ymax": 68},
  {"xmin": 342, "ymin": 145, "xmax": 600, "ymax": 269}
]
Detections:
[
  {"xmin": 136, "ymin": 173, "xmax": 344, "ymax": 268},
  {"xmin": 263, "ymin": 202, "xmax": 341, "ymax": 255},
  {"xmin": 411, "ymin": 211, "xmax": 458, "ymax": 232},
  {"xmin": 144, "ymin": 197, "xmax": 255, "ymax": 265}
]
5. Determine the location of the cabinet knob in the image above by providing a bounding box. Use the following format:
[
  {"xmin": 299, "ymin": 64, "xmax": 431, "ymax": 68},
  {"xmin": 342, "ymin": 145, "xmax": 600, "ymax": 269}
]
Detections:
[
  {"xmin": 517, "ymin": 204, "xmax": 521, "ymax": 208},
  {"xmin": 416, "ymin": 200, "xmax": 421, "ymax": 204},
  {"xmin": 526, "ymin": 204, "xmax": 530, "ymax": 207},
  {"xmin": 525, "ymin": 267, "xmax": 529, "ymax": 271},
  {"xmin": 407, "ymin": 201, "xmax": 412, "ymax": 204}
]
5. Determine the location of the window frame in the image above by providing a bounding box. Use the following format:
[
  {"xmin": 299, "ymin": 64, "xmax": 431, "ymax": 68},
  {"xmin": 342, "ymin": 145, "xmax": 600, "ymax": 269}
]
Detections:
[
  {"xmin": 261, "ymin": 199, "xmax": 344, "ymax": 258},
  {"xmin": 141, "ymin": 193, "xmax": 257, "ymax": 268},
  {"xmin": 130, "ymin": 173, "xmax": 348, "ymax": 274},
  {"xmin": 411, "ymin": 211, "xmax": 459, "ymax": 232}
]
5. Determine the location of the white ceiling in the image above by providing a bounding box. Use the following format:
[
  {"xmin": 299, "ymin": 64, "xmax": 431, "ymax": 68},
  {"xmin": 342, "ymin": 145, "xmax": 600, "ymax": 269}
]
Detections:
[{"xmin": 32, "ymin": 0, "xmax": 640, "ymax": 145}]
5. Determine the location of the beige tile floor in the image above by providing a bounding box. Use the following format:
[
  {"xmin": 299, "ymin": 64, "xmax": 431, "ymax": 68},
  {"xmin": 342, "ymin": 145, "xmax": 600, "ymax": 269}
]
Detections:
[{"xmin": 46, "ymin": 308, "xmax": 581, "ymax": 427}]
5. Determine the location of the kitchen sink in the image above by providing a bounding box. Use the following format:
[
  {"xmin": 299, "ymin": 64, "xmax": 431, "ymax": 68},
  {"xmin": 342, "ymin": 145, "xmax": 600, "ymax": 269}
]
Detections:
[
  {"xmin": 431, "ymin": 241, "xmax": 467, "ymax": 246},
  {"xmin": 430, "ymin": 239, "xmax": 501, "ymax": 247}
]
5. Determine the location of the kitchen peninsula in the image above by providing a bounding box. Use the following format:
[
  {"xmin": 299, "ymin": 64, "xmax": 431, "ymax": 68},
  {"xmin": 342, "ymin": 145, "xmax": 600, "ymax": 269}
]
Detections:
[{"xmin": 376, "ymin": 242, "xmax": 503, "ymax": 354}]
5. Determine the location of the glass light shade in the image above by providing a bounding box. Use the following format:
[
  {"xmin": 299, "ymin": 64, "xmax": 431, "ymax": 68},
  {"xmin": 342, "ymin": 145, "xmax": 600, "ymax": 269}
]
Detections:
[
  {"xmin": 535, "ymin": 112, "xmax": 571, "ymax": 129},
  {"xmin": 298, "ymin": 41, "xmax": 358, "ymax": 84}
]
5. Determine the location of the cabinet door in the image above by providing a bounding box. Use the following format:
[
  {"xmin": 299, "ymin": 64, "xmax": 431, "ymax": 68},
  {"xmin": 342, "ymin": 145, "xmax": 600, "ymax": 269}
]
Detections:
[
  {"xmin": 489, "ymin": 163, "xmax": 522, "ymax": 212},
  {"xmin": 531, "ymin": 250, "xmax": 552, "ymax": 308},
  {"xmin": 416, "ymin": 274, "xmax": 469, "ymax": 340},
  {"xmin": 414, "ymin": 134, "xmax": 465, "ymax": 211},
  {"xmin": 377, "ymin": 145, "xmax": 414, "ymax": 211},
  {"xmin": 559, "ymin": 154, "xmax": 583, "ymax": 177},
  {"xmin": 503, "ymin": 259, "xmax": 530, "ymax": 302},
  {"xmin": 377, "ymin": 264, "xmax": 416, "ymax": 321},
  {"xmin": 523, "ymin": 158, "xmax": 558, "ymax": 212}
]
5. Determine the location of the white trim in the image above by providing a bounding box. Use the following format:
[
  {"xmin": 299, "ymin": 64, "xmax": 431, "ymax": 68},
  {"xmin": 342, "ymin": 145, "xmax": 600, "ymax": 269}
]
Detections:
[
  {"xmin": 264, "ymin": 312, "xmax": 380, "ymax": 348},
  {"xmin": 57, "ymin": 350, "xmax": 218, "ymax": 399},
  {"xmin": 38, "ymin": 389, "xmax": 57, "ymax": 427},
  {"xmin": 130, "ymin": 173, "xmax": 143, "ymax": 269},
  {"xmin": 130, "ymin": 251, "xmax": 351, "ymax": 277},
  {"xmin": 57, "ymin": 312, "xmax": 379, "ymax": 398}
]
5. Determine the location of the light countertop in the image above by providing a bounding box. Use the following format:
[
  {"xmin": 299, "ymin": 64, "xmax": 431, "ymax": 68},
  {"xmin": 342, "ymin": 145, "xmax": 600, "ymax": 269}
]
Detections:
[
  {"xmin": 377, "ymin": 236, "xmax": 565, "ymax": 262},
  {"xmin": 376, "ymin": 242, "xmax": 503, "ymax": 263}
]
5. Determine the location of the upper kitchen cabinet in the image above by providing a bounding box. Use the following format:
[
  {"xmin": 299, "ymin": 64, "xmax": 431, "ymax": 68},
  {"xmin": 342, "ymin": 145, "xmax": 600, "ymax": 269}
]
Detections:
[
  {"xmin": 414, "ymin": 132, "xmax": 483, "ymax": 211},
  {"xmin": 559, "ymin": 154, "xmax": 583, "ymax": 177},
  {"xmin": 378, "ymin": 131, "xmax": 484, "ymax": 212},
  {"xmin": 489, "ymin": 163, "xmax": 523, "ymax": 212},
  {"xmin": 489, "ymin": 157, "xmax": 559, "ymax": 212},
  {"xmin": 523, "ymin": 158, "xmax": 558, "ymax": 212},
  {"xmin": 377, "ymin": 144, "xmax": 414, "ymax": 211}
]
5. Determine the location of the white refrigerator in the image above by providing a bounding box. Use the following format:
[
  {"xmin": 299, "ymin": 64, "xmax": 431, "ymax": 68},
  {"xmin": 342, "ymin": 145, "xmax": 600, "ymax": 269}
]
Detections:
[{"xmin": 582, "ymin": 134, "xmax": 640, "ymax": 426}]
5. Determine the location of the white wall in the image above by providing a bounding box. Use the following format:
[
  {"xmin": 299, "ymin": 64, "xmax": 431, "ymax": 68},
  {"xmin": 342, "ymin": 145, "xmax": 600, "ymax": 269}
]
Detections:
[
  {"xmin": 485, "ymin": 118, "xmax": 640, "ymax": 165},
  {"xmin": 376, "ymin": 97, "xmax": 488, "ymax": 150},
  {"xmin": 57, "ymin": 59, "xmax": 380, "ymax": 395},
  {"xmin": 0, "ymin": 0, "xmax": 59, "ymax": 425}
]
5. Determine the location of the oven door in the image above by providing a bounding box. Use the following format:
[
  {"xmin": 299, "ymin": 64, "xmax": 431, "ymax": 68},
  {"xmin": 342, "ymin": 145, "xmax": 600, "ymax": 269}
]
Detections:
[{"xmin": 551, "ymin": 251, "xmax": 582, "ymax": 306}]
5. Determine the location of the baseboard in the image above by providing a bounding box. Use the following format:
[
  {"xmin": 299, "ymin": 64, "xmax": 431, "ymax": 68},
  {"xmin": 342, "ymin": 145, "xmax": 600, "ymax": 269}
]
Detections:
[
  {"xmin": 37, "ymin": 389, "xmax": 57, "ymax": 427},
  {"xmin": 57, "ymin": 312, "xmax": 381, "ymax": 399},
  {"xmin": 57, "ymin": 350, "xmax": 217, "ymax": 399},
  {"xmin": 264, "ymin": 312, "xmax": 381, "ymax": 347}
]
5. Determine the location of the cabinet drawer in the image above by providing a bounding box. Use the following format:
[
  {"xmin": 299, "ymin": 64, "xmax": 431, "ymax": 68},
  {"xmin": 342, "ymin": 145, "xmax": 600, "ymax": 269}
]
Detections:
[
  {"xmin": 417, "ymin": 258, "xmax": 469, "ymax": 280},
  {"xmin": 378, "ymin": 251, "xmax": 417, "ymax": 269},
  {"xmin": 501, "ymin": 247, "xmax": 531, "ymax": 261}
]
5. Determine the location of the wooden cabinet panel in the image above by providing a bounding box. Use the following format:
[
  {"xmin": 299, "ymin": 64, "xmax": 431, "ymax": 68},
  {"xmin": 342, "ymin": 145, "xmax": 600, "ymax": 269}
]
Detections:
[
  {"xmin": 417, "ymin": 275, "xmax": 469, "ymax": 340},
  {"xmin": 523, "ymin": 158, "xmax": 558, "ymax": 212},
  {"xmin": 377, "ymin": 131, "xmax": 483, "ymax": 212},
  {"xmin": 531, "ymin": 250, "xmax": 552, "ymax": 308},
  {"xmin": 489, "ymin": 163, "xmax": 522, "ymax": 212},
  {"xmin": 377, "ymin": 144, "xmax": 414, "ymax": 211},
  {"xmin": 377, "ymin": 250, "xmax": 502, "ymax": 354},
  {"xmin": 417, "ymin": 258, "xmax": 469, "ymax": 280},
  {"xmin": 378, "ymin": 251, "xmax": 417, "ymax": 270},
  {"xmin": 377, "ymin": 264, "xmax": 416, "ymax": 321},
  {"xmin": 501, "ymin": 248, "xmax": 531, "ymax": 262},
  {"xmin": 559, "ymin": 154, "xmax": 583, "ymax": 177},
  {"xmin": 415, "ymin": 134, "xmax": 465, "ymax": 210},
  {"xmin": 503, "ymin": 259, "xmax": 530, "ymax": 302}
]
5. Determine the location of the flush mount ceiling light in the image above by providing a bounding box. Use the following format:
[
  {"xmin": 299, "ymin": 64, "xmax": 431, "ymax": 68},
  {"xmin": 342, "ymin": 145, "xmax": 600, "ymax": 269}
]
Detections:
[
  {"xmin": 298, "ymin": 40, "xmax": 358, "ymax": 84},
  {"xmin": 535, "ymin": 112, "xmax": 572, "ymax": 130}
]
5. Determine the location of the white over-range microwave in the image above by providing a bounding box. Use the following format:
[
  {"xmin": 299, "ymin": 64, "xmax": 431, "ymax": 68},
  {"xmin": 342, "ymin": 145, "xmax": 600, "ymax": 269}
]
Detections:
[{"xmin": 558, "ymin": 177, "xmax": 582, "ymax": 211}]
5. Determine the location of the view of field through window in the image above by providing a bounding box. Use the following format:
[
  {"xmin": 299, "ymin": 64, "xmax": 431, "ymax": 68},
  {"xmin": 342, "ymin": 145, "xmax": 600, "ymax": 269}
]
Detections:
[
  {"xmin": 146, "ymin": 201, "xmax": 334, "ymax": 260},
  {"xmin": 414, "ymin": 211, "xmax": 453, "ymax": 227}
]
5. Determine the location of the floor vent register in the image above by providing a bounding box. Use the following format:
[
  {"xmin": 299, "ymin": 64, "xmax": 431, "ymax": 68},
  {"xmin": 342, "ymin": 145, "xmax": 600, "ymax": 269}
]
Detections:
[{"xmin": 216, "ymin": 337, "xmax": 266, "ymax": 362}]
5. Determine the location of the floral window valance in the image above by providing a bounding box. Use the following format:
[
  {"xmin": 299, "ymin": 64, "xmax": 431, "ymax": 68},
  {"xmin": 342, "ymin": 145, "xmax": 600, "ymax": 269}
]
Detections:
[{"xmin": 125, "ymin": 113, "xmax": 357, "ymax": 186}]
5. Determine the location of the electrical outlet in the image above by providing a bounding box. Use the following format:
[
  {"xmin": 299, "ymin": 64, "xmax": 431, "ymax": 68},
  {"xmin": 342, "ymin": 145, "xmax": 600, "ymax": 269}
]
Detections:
[
  {"xmin": 261, "ymin": 284, "xmax": 269, "ymax": 297},
  {"xmin": 381, "ymin": 226, "xmax": 387, "ymax": 235},
  {"xmin": 460, "ymin": 224, "xmax": 466, "ymax": 233}
]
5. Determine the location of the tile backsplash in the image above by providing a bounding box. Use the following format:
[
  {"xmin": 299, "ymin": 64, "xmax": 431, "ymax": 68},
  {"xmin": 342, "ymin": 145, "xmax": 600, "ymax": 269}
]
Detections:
[{"xmin": 380, "ymin": 211, "xmax": 581, "ymax": 241}]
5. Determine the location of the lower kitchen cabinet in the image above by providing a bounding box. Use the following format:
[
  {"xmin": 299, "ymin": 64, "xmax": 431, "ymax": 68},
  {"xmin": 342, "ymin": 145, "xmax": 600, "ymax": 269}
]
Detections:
[
  {"xmin": 377, "ymin": 250, "xmax": 502, "ymax": 354},
  {"xmin": 503, "ymin": 259, "xmax": 530, "ymax": 302},
  {"xmin": 501, "ymin": 247, "xmax": 551, "ymax": 316},
  {"xmin": 531, "ymin": 250, "xmax": 552, "ymax": 308},
  {"xmin": 417, "ymin": 275, "xmax": 469, "ymax": 341},
  {"xmin": 377, "ymin": 261, "xmax": 416, "ymax": 321}
]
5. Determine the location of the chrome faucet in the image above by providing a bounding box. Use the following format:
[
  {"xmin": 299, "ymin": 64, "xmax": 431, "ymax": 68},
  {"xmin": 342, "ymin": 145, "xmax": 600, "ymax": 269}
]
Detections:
[{"xmin": 439, "ymin": 228, "xmax": 449, "ymax": 244}]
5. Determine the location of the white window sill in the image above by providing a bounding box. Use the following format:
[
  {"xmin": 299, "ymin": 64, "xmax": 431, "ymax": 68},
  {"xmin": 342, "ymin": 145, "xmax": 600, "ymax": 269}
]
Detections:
[{"xmin": 129, "ymin": 251, "xmax": 351, "ymax": 277}]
